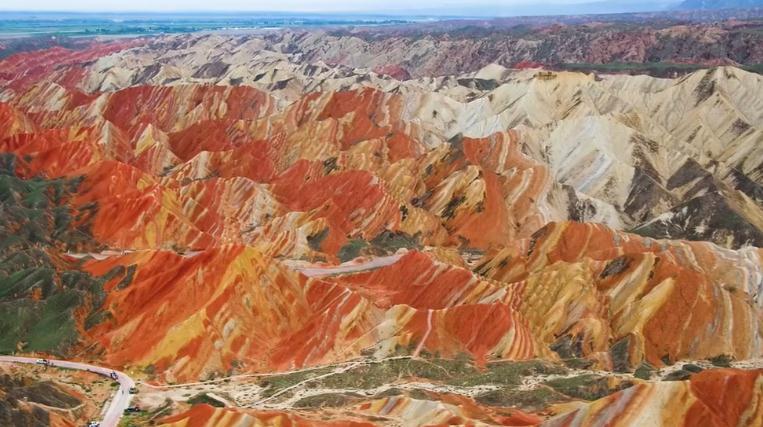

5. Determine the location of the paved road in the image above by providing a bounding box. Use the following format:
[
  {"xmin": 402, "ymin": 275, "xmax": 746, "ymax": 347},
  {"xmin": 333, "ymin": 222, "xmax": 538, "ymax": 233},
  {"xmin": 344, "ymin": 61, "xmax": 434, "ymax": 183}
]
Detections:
[
  {"xmin": 67, "ymin": 250, "xmax": 406, "ymax": 278},
  {"xmin": 0, "ymin": 356, "xmax": 135, "ymax": 427},
  {"xmin": 69, "ymin": 250, "xmax": 406, "ymax": 278},
  {"xmin": 287, "ymin": 253, "xmax": 404, "ymax": 277}
]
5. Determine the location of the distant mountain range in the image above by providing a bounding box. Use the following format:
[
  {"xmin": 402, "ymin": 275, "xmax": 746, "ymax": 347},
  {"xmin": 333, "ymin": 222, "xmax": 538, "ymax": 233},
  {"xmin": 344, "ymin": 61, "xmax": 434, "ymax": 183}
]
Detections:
[
  {"xmin": 399, "ymin": 0, "xmax": 760, "ymax": 16},
  {"xmin": 345, "ymin": 0, "xmax": 761, "ymax": 17},
  {"xmin": 678, "ymin": 0, "xmax": 763, "ymax": 9},
  {"xmin": 376, "ymin": 1, "xmax": 677, "ymax": 17}
]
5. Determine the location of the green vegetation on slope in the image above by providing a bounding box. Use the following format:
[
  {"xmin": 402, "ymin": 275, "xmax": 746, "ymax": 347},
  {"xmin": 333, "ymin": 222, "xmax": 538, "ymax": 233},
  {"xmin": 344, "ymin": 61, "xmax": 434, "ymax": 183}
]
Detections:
[
  {"xmin": 0, "ymin": 154, "xmax": 127, "ymax": 355},
  {"xmin": 337, "ymin": 230, "xmax": 421, "ymax": 262},
  {"xmin": 187, "ymin": 393, "xmax": 226, "ymax": 407}
]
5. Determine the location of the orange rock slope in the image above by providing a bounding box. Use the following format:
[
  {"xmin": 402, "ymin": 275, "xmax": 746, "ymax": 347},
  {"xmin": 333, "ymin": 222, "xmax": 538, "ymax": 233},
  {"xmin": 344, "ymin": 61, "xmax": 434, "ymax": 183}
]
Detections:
[
  {"xmin": 158, "ymin": 397, "xmax": 543, "ymax": 427},
  {"xmin": 545, "ymin": 369, "xmax": 763, "ymax": 426},
  {"xmin": 76, "ymin": 222, "xmax": 763, "ymax": 381},
  {"xmin": 78, "ymin": 247, "xmax": 541, "ymax": 380},
  {"xmin": 1, "ymin": 79, "xmax": 553, "ymax": 255}
]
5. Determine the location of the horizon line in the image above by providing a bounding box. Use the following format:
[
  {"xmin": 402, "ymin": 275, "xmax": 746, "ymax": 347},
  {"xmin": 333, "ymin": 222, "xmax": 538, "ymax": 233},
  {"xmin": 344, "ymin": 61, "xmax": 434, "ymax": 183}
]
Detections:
[
  {"xmin": 0, "ymin": 9, "xmax": 680, "ymax": 20},
  {"xmin": 0, "ymin": 2, "xmax": 682, "ymax": 17}
]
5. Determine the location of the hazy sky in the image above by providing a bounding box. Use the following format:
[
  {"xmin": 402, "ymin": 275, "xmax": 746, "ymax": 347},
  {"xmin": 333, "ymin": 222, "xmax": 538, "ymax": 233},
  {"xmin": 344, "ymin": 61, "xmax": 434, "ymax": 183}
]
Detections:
[{"xmin": 0, "ymin": 0, "xmax": 671, "ymax": 13}]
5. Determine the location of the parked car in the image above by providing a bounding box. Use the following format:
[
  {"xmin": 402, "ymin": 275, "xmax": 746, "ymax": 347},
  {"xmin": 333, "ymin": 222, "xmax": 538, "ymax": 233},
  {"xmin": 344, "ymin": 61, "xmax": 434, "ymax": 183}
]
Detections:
[
  {"xmin": 86, "ymin": 422, "xmax": 99, "ymax": 427},
  {"xmin": 124, "ymin": 406, "xmax": 140, "ymax": 413},
  {"xmin": 129, "ymin": 387, "xmax": 138, "ymax": 394}
]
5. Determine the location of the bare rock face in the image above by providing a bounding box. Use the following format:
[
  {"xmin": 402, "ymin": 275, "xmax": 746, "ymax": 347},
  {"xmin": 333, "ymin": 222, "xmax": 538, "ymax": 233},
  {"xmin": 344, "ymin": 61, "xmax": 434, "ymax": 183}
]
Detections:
[
  {"xmin": 544, "ymin": 368, "xmax": 763, "ymax": 426},
  {"xmin": 373, "ymin": 64, "xmax": 412, "ymax": 81},
  {"xmin": 1, "ymin": 30, "xmax": 763, "ymax": 426},
  {"xmin": 257, "ymin": 19, "xmax": 763, "ymax": 79}
]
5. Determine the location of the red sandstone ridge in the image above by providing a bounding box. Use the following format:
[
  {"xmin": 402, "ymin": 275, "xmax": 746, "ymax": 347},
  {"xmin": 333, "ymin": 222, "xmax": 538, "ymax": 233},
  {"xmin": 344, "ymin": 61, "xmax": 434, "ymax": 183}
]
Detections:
[
  {"xmin": 544, "ymin": 369, "xmax": 763, "ymax": 426},
  {"xmin": 514, "ymin": 60, "xmax": 545, "ymax": 69},
  {"xmin": 373, "ymin": 64, "xmax": 413, "ymax": 80},
  {"xmin": 158, "ymin": 404, "xmax": 375, "ymax": 427},
  {"xmin": 476, "ymin": 221, "xmax": 763, "ymax": 371},
  {"xmin": 76, "ymin": 248, "xmax": 541, "ymax": 380},
  {"xmin": 158, "ymin": 399, "xmax": 543, "ymax": 427},
  {"xmin": 0, "ymin": 40, "xmax": 144, "ymax": 91}
]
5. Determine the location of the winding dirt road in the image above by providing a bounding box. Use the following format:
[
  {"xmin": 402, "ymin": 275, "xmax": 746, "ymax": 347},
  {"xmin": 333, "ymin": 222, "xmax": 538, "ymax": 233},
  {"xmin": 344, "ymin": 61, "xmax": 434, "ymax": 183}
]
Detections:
[
  {"xmin": 286, "ymin": 253, "xmax": 405, "ymax": 277},
  {"xmin": 0, "ymin": 356, "xmax": 135, "ymax": 427}
]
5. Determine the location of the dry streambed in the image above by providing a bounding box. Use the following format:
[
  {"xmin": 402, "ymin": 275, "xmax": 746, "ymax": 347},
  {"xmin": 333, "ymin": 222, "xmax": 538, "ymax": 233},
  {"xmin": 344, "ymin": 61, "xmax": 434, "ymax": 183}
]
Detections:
[{"xmin": 132, "ymin": 354, "xmax": 763, "ymax": 419}]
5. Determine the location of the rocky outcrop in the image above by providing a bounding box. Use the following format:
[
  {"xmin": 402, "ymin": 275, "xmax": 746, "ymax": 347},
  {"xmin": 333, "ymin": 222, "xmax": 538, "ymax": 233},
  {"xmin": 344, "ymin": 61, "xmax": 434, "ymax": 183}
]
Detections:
[
  {"xmin": 544, "ymin": 369, "xmax": 763, "ymax": 426},
  {"xmin": 476, "ymin": 221, "xmax": 763, "ymax": 370}
]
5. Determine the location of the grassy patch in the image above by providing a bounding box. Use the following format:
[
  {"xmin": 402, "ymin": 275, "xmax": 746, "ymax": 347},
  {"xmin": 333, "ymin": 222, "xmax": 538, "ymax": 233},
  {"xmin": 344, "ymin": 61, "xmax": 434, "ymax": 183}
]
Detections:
[
  {"xmin": 119, "ymin": 411, "xmax": 152, "ymax": 426},
  {"xmin": 476, "ymin": 386, "xmax": 565, "ymax": 410},
  {"xmin": 337, "ymin": 231, "xmax": 420, "ymax": 261},
  {"xmin": 118, "ymin": 398, "xmax": 173, "ymax": 426},
  {"xmin": 307, "ymin": 228, "xmax": 330, "ymax": 252},
  {"xmin": 708, "ymin": 354, "xmax": 733, "ymax": 368},
  {"xmin": 448, "ymin": 360, "xmax": 566, "ymax": 387},
  {"xmin": 370, "ymin": 230, "xmax": 420, "ymax": 252},
  {"xmin": 545, "ymin": 374, "xmax": 632, "ymax": 401},
  {"xmin": 294, "ymin": 392, "xmax": 363, "ymax": 408},
  {"xmin": 338, "ymin": 239, "xmax": 368, "ymax": 262},
  {"xmin": 634, "ymin": 362, "xmax": 655, "ymax": 380},
  {"xmin": 314, "ymin": 357, "xmax": 485, "ymax": 390},
  {"xmin": 258, "ymin": 366, "xmax": 334, "ymax": 397},
  {"xmin": 187, "ymin": 393, "xmax": 225, "ymax": 408}
]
